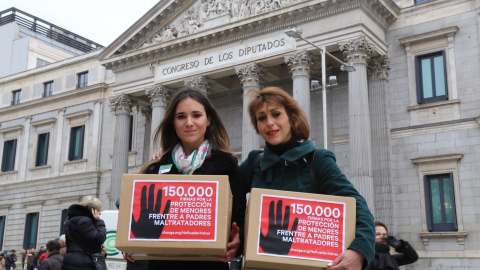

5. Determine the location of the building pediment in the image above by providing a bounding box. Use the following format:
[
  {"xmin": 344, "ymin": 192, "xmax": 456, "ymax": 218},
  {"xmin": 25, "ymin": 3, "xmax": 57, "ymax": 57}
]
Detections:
[{"xmin": 98, "ymin": 0, "xmax": 399, "ymax": 72}]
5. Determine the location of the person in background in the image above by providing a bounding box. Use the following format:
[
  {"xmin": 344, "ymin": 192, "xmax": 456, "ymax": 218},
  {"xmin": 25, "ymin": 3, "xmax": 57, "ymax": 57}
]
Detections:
[
  {"xmin": 1, "ymin": 251, "xmax": 7, "ymax": 270},
  {"xmin": 36, "ymin": 247, "xmax": 45, "ymax": 257},
  {"xmin": 365, "ymin": 221, "xmax": 418, "ymax": 270},
  {"xmin": 36, "ymin": 247, "xmax": 45, "ymax": 269},
  {"xmin": 240, "ymin": 87, "xmax": 375, "ymax": 270},
  {"xmin": 22, "ymin": 249, "xmax": 34, "ymax": 270},
  {"xmin": 61, "ymin": 196, "xmax": 106, "ymax": 270},
  {"xmin": 57, "ymin": 235, "xmax": 66, "ymax": 257},
  {"xmin": 27, "ymin": 249, "xmax": 36, "ymax": 270},
  {"xmin": 39, "ymin": 240, "xmax": 63, "ymax": 270},
  {"xmin": 38, "ymin": 251, "xmax": 48, "ymax": 266},
  {"xmin": 133, "ymin": 86, "xmax": 246, "ymax": 270},
  {"xmin": 4, "ymin": 250, "xmax": 16, "ymax": 270}
]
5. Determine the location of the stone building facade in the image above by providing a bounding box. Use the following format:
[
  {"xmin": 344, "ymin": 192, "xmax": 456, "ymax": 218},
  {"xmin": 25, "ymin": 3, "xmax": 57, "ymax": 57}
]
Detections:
[{"xmin": 1, "ymin": 0, "xmax": 479, "ymax": 268}]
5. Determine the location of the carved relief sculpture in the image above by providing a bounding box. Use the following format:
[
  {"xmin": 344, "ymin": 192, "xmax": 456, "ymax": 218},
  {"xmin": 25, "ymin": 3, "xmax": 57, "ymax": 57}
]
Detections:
[
  {"xmin": 253, "ymin": 0, "xmax": 265, "ymax": 15},
  {"xmin": 142, "ymin": 0, "xmax": 311, "ymax": 48},
  {"xmin": 238, "ymin": 0, "xmax": 250, "ymax": 18},
  {"xmin": 231, "ymin": 0, "xmax": 240, "ymax": 17},
  {"xmin": 207, "ymin": 0, "xmax": 217, "ymax": 17},
  {"xmin": 200, "ymin": 0, "xmax": 209, "ymax": 23},
  {"xmin": 217, "ymin": 0, "xmax": 227, "ymax": 15}
]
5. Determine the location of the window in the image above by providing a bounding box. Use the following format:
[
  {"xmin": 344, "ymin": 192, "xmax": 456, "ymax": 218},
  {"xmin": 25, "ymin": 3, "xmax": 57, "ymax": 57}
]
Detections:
[
  {"xmin": 43, "ymin": 81, "xmax": 53, "ymax": 97},
  {"xmin": 415, "ymin": 0, "xmax": 434, "ymax": 4},
  {"xmin": 59, "ymin": 209, "xmax": 67, "ymax": 235},
  {"xmin": 23, "ymin": 212, "xmax": 39, "ymax": 249},
  {"xmin": 68, "ymin": 125, "xmax": 84, "ymax": 161},
  {"xmin": 11, "ymin": 90, "xmax": 21, "ymax": 105},
  {"xmin": 0, "ymin": 216, "xmax": 5, "ymax": 250},
  {"xmin": 415, "ymin": 51, "xmax": 448, "ymax": 104},
  {"xmin": 77, "ymin": 72, "xmax": 88, "ymax": 88},
  {"xmin": 412, "ymin": 154, "xmax": 466, "ymax": 245},
  {"xmin": 400, "ymin": 27, "xmax": 459, "ymax": 126},
  {"xmin": 36, "ymin": 59, "xmax": 50, "ymax": 67},
  {"xmin": 1, "ymin": 139, "xmax": 17, "ymax": 172},
  {"xmin": 35, "ymin": 133, "xmax": 50, "ymax": 166},
  {"xmin": 424, "ymin": 174, "xmax": 457, "ymax": 232},
  {"xmin": 128, "ymin": 115, "xmax": 133, "ymax": 152}
]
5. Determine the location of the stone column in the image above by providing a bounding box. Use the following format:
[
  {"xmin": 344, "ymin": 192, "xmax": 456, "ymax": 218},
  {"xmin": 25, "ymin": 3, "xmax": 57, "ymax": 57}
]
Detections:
[
  {"xmin": 184, "ymin": 75, "xmax": 215, "ymax": 94},
  {"xmin": 140, "ymin": 106, "xmax": 152, "ymax": 164},
  {"xmin": 53, "ymin": 108, "xmax": 65, "ymax": 176},
  {"xmin": 89, "ymin": 100, "xmax": 102, "ymax": 171},
  {"xmin": 109, "ymin": 94, "xmax": 136, "ymax": 209},
  {"xmin": 145, "ymin": 85, "xmax": 171, "ymax": 158},
  {"xmin": 235, "ymin": 63, "xmax": 266, "ymax": 161},
  {"xmin": 284, "ymin": 50, "xmax": 313, "ymax": 124},
  {"xmin": 20, "ymin": 116, "xmax": 31, "ymax": 180},
  {"xmin": 339, "ymin": 37, "xmax": 375, "ymax": 212},
  {"xmin": 367, "ymin": 55, "xmax": 392, "ymax": 225}
]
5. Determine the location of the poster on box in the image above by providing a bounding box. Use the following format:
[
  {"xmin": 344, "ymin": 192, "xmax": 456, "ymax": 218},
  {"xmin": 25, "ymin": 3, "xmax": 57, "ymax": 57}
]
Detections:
[
  {"xmin": 257, "ymin": 194, "xmax": 347, "ymax": 262},
  {"xmin": 128, "ymin": 180, "xmax": 218, "ymax": 242}
]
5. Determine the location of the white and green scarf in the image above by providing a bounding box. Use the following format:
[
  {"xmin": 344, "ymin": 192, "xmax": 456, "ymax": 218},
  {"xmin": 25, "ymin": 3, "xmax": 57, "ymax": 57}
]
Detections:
[{"xmin": 172, "ymin": 140, "xmax": 212, "ymax": 175}]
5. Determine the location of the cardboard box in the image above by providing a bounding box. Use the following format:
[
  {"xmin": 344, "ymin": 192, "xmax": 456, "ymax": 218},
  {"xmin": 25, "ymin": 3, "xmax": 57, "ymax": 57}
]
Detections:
[
  {"xmin": 116, "ymin": 174, "xmax": 232, "ymax": 260},
  {"xmin": 243, "ymin": 188, "xmax": 356, "ymax": 270}
]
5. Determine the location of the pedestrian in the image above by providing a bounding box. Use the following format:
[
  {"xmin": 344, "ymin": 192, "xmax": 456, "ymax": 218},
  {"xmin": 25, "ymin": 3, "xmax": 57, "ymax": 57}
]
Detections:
[
  {"xmin": 5, "ymin": 250, "xmax": 17, "ymax": 270},
  {"xmin": 365, "ymin": 221, "xmax": 418, "ymax": 269},
  {"xmin": 22, "ymin": 249, "xmax": 36, "ymax": 270},
  {"xmin": 1, "ymin": 251, "xmax": 7, "ymax": 270},
  {"xmin": 39, "ymin": 240, "xmax": 63, "ymax": 270},
  {"xmin": 61, "ymin": 196, "xmax": 106, "ymax": 270},
  {"xmin": 36, "ymin": 247, "xmax": 45, "ymax": 269},
  {"xmin": 129, "ymin": 86, "xmax": 246, "ymax": 270},
  {"xmin": 240, "ymin": 86, "xmax": 376, "ymax": 269},
  {"xmin": 26, "ymin": 249, "xmax": 36, "ymax": 270}
]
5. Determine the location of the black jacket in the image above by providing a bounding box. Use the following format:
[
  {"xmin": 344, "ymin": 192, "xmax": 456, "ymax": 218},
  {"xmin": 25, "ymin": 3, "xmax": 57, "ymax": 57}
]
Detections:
[
  {"xmin": 5, "ymin": 253, "xmax": 16, "ymax": 267},
  {"xmin": 144, "ymin": 150, "xmax": 247, "ymax": 270},
  {"xmin": 61, "ymin": 204, "xmax": 106, "ymax": 270},
  {"xmin": 40, "ymin": 252, "xmax": 63, "ymax": 270},
  {"xmin": 366, "ymin": 241, "xmax": 418, "ymax": 270}
]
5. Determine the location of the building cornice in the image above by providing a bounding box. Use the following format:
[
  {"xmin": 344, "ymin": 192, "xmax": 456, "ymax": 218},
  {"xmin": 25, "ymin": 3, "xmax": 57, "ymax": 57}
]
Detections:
[
  {"xmin": 399, "ymin": 26, "xmax": 459, "ymax": 46},
  {"xmin": 0, "ymin": 83, "xmax": 108, "ymax": 120},
  {"xmin": 0, "ymin": 51, "xmax": 101, "ymax": 84}
]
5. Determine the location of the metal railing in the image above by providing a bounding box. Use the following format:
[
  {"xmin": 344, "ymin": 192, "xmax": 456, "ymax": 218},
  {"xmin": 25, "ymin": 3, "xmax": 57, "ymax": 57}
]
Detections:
[{"xmin": 0, "ymin": 7, "xmax": 104, "ymax": 53}]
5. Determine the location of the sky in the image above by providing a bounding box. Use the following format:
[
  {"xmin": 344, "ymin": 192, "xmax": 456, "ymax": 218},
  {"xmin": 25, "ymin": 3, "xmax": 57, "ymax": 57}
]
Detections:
[{"xmin": 0, "ymin": 0, "xmax": 158, "ymax": 46}]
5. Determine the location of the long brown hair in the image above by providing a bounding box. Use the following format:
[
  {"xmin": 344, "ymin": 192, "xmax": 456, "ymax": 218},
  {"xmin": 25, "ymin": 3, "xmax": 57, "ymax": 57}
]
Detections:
[{"xmin": 245, "ymin": 86, "xmax": 310, "ymax": 140}]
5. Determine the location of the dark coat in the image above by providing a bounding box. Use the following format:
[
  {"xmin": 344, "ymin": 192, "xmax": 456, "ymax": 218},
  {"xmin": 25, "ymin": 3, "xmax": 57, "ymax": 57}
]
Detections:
[
  {"xmin": 40, "ymin": 252, "xmax": 63, "ymax": 270},
  {"xmin": 61, "ymin": 204, "xmax": 106, "ymax": 270},
  {"xmin": 5, "ymin": 253, "xmax": 16, "ymax": 268},
  {"xmin": 365, "ymin": 241, "xmax": 418, "ymax": 270},
  {"xmin": 239, "ymin": 140, "xmax": 376, "ymax": 268},
  {"xmin": 144, "ymin": 150, "xmax": 246, "ymax": 270}
]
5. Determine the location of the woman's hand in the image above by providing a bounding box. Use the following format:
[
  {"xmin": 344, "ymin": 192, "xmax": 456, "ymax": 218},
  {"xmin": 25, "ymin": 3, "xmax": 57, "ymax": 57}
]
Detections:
[
  {"xmin": 152, "ymin": 148, "xmax": 163, "ymax": 160},
  {"xmin": 122, "ymin": 252, "xmax": 135, "ymax": 262},
  {"xmin": 327, "ymin": 249, "xmax": 364, "ymax": 270},
  {"xmin": 218, "ymin": 222, "xmax": 240, "ymax": 263},
  {"xmin": 91, "ymin": 208, "xmax": 101, "ymax": 220}
]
